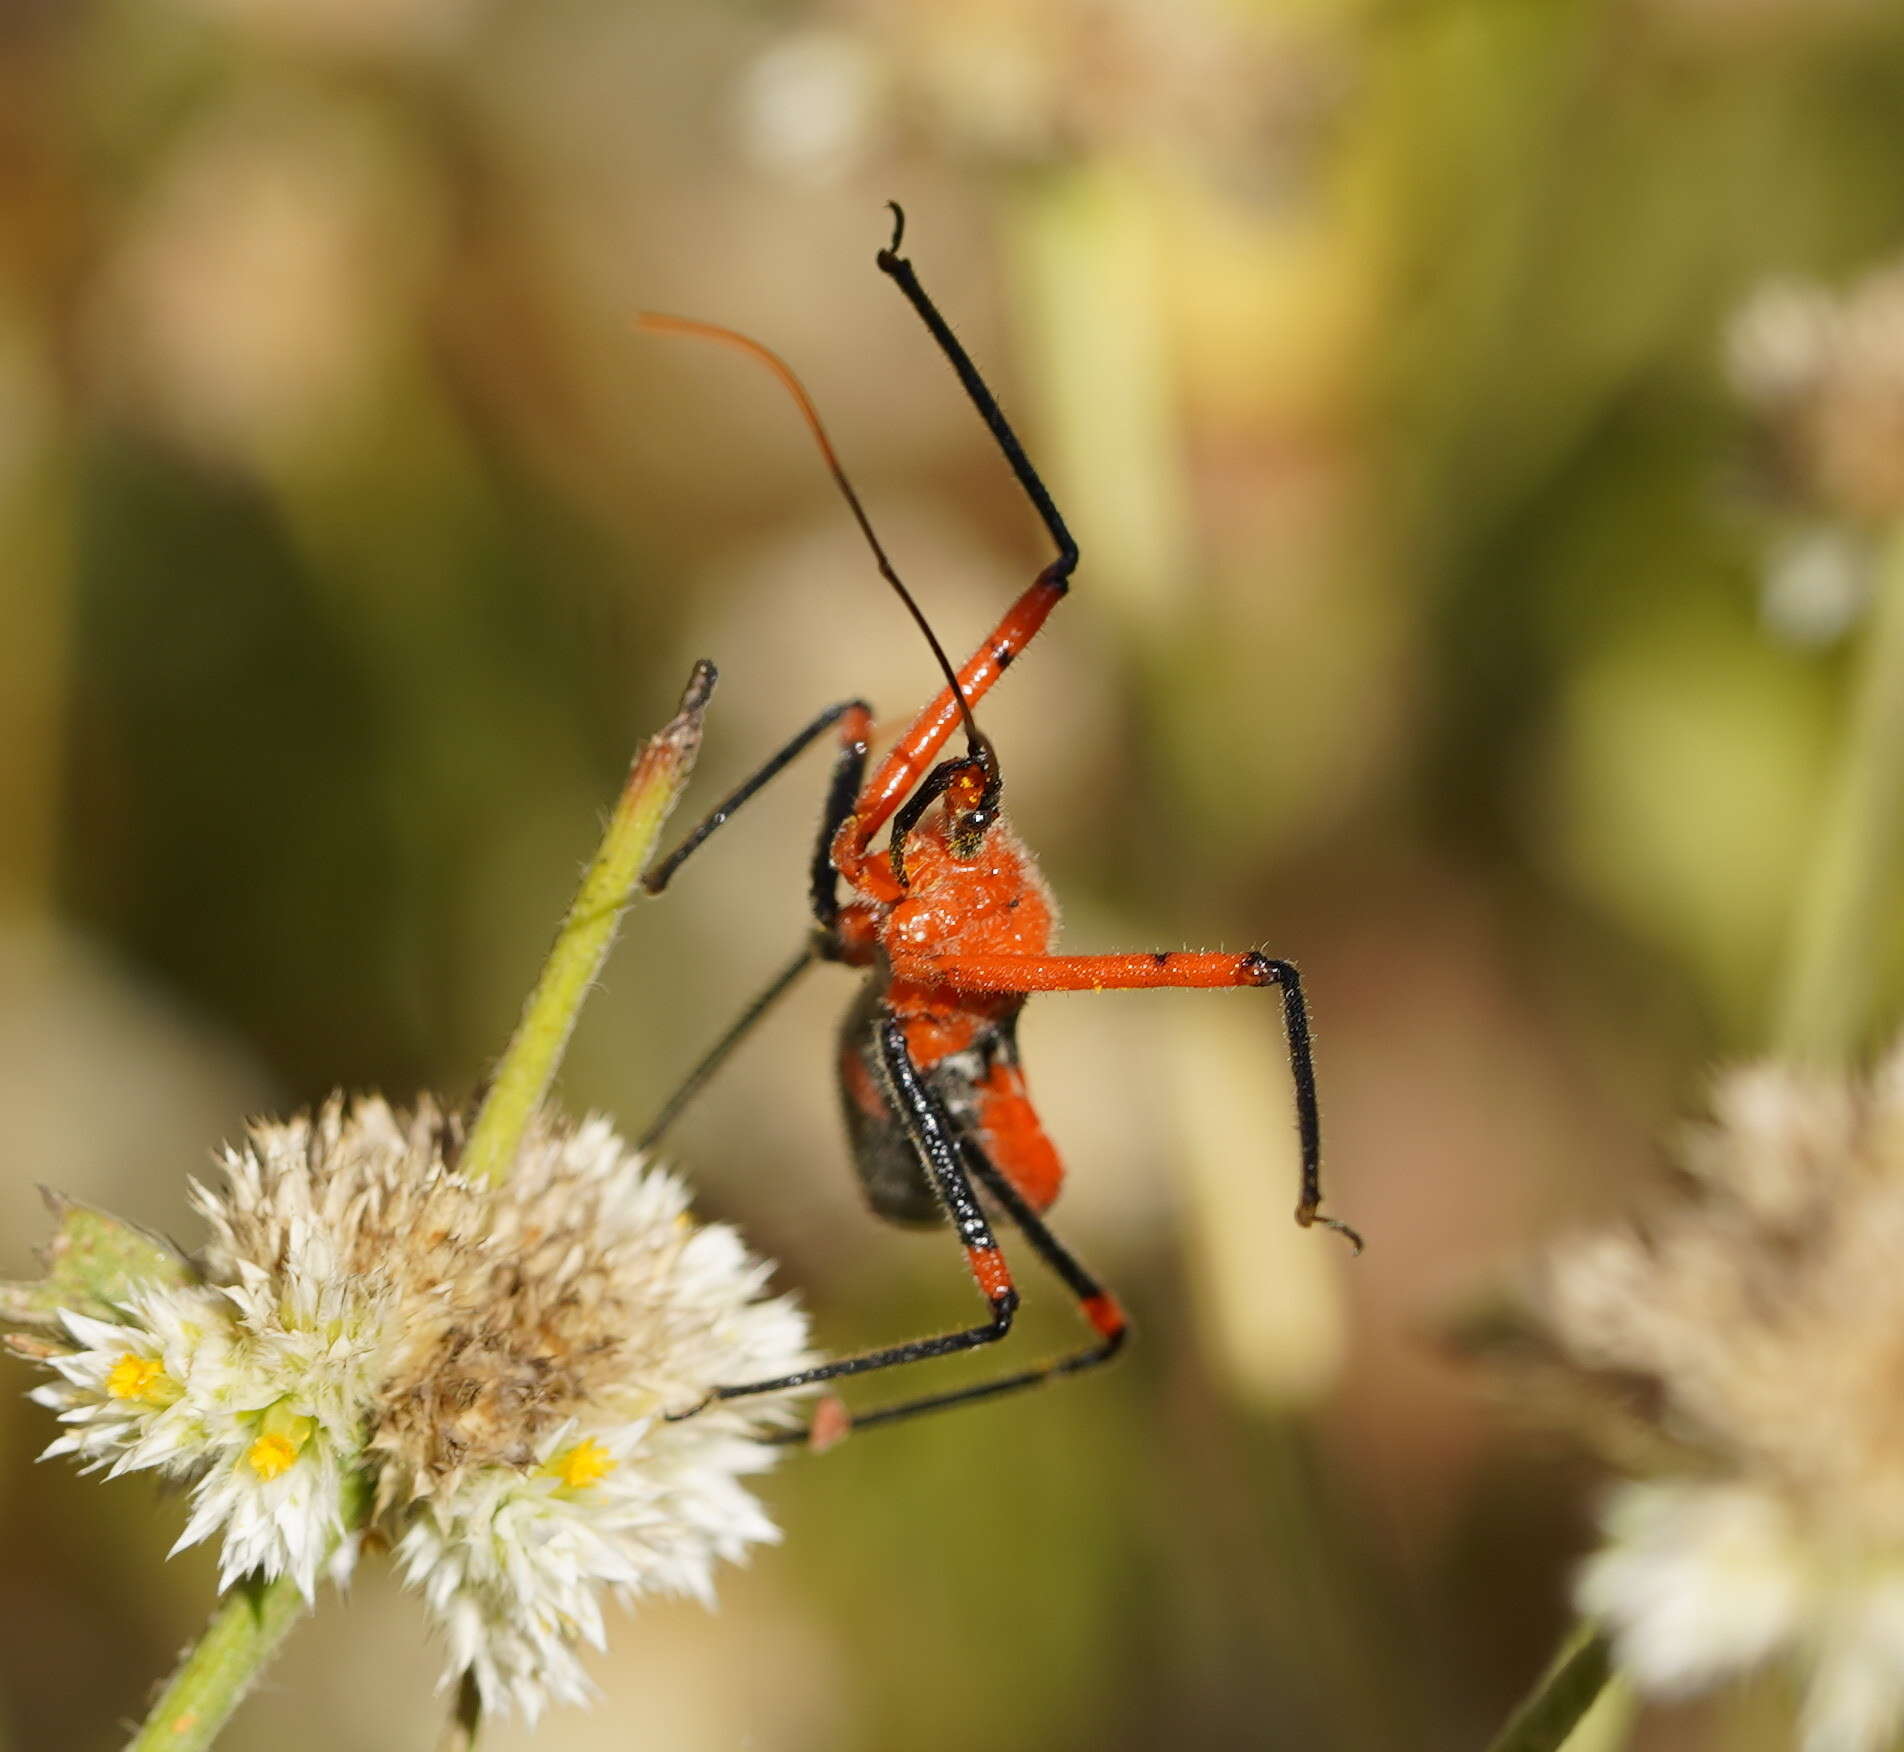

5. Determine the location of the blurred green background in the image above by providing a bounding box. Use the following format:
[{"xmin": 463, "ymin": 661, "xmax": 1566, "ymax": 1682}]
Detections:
[{"xmin": 4, "ymin": 0, "xmax": 1904, "ymax": 1746}]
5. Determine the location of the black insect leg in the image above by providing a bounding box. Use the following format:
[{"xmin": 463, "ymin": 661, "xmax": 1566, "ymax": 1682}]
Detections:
[
  {"xmin": 635, "ymin": 700, "xmax": 872, "ymax": 1148},
  {"xmin": 877, "ymin": 205, "xmax": 1078, "ymax": 589},
  {"xmin": 636, "ymin": 945, "xmax": 814, "ymax": 1154},
  {"xmin": 669, "ymin": 1015, "xmax": 1019, "ymax": 1416},
  {"xmin": 772, "ymin": 1137, "xmax": 1129, "ymax": 1441},
  {"xmin": 644, "ymin": 698, "xmax": 871, "ymax": 906},
  {"xmin": 1246, "ymin": 955, "xmax": 1361, "ymax": 1252}
]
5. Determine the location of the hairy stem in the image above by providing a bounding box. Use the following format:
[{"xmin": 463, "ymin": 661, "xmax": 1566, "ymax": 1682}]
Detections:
[
  {"xmin": 122, "ymin": 1574, "xmax": 309, "ymax": 1752},
  {"xmin": 124, "ymin": 1476, "xmax": 374, "ymax": 1751},
  {"xmin": 460, "ymin": 661, "xmax": 715, "ymax": 1187}
]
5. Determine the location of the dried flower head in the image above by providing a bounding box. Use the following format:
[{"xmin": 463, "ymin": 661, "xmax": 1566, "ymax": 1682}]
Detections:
[
  {"xmin": 25, "ymin": 1095, "xmax": 811, "ymax": 1720},
  {"xmin": 1487, "ymin": 1040, "xmax": 1904, "ymax": 1752}
]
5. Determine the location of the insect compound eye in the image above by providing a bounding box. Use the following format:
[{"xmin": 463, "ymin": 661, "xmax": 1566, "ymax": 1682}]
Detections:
[
  {"xmin": 943, "ymin": 757, "xmax": 1001, "ymax": 861},
  {"xmin": 948, "ymin": 808, "xmax": 994, "ymax": 862}
]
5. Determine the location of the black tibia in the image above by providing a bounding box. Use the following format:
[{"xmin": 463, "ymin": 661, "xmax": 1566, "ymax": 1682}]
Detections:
[
  {"xmin": 888, "ymin": 749, "xmax": 998, "ymax": 881},
  {"xmin": 753, "ymin": 989, "xmax": 1128, "ymax": 1439},
  {"xmin": 643, "ymin": 697, "xmax": 870, "ymax": 903},
  {"xmin": 887, "ymin": 759, "xmax": 963, "ymax": 889},
  {"xmin": 633, "ymin": 699, "xmax": 871, "ymax": 1149},
  {"xmin": 675, "ymin": 1012, "xmax": 1019, "ymax": 1414},
  {"xmin": 637, "ymin": 946, "xmax": 815, "ymax": 1154},
  {"xmin": 876, "ymin": 204, "xmax": 1078, "ymax": 587},
  {"xmin": 806, "ymin": 1139, "xmax": 1128, "ymax": 1440},
  {"xmin": 1241, "ymin": 952, "xmax": 1363, "ymax": 1255},
  {"xmin": 810, "ymin": 719, "xmax": 869, "ymax": 931}
]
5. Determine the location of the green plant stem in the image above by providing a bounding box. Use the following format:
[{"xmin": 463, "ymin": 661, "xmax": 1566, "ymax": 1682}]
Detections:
[
  {"xmin": 123, "ymin": 1574, "xmax": 309, "ymax": 1752},
  {"xmin": 125, "ymin": 1477, "xmax": 372, "ymax": 1751},
  {"xmin": 439, "ymin": 666, "xmax": 713, "ymax": 1743},
  {"xmin": 459, "ymin": 661, "xmax": 715, "ymax": 1187},
  {"xmin": 1483, "ymin": 1626, "xmax": 1616, "ymax": 1752},
  {"xmin": 1777, "ymin": 522, "xmax": 1904, "ymax": 1064},
  {"xmin": 434, "ymin": 1672, "xmax": 483, "ymax": 1751},
  {"xmin": 118, "ymin": 673, "xmax": 713, "ymax": 1750}
]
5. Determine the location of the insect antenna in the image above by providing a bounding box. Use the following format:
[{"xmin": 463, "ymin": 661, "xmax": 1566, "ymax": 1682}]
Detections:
[{"xmin": 635, "ymin": 311, "xmax": 994, "ymax": 780}]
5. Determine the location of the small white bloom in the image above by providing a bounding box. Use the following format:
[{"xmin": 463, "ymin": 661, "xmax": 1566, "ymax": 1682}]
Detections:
[
  {"xmin": 30, "ymin": 1215, "xmax": 397, "ymax": 1597},
  {"xmin": 394, "ymin": 1414, "xmax": 782, "ymax": 1721},
  {"xmin": 174, "ymin": 1411, "xmax": 358, "ymax": 1597},
  {"xmin": 33, "ymin": 1285, "xmax": 235, "ymax": 1479},
  {"xmin": 1727, "ymin": 259, "xmax": 1904, "ymax": 522}
]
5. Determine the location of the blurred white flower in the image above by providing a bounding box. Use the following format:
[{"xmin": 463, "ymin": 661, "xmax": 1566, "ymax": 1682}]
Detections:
[
  {"xmin": 1581, "ymin": 1479, "xmax": 1904, "ymax": 1752},
  {"xmin": 736, "ymin": 31, "xmax": 884, "ymax": 186},
  {"xmin": 1760, "ymin": 524, "xmax": 1872, "ymax": 648},
  {"xmin": 1498, "ymin": 1042, "xmax": 1904, "ymax": 1751},
  {"xmin": 1728, "ymin": 262, "xmax": 1904, "ymax": 521}
]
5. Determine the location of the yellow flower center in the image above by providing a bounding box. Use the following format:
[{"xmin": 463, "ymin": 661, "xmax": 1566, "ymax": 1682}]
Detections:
[
  {"xmin": 245, "ymin": 1433, "xmax": 300, "ymax": 1481},
  {"xmin": 242, "ymin": 1402, "xmax": 318, "ymax": 1481},
  {"xmin": 547, "ymin": 1437, "xmax": 617, "ymax": 1490},
  {"xmin": 106, "ymin": 1353, "xmax": 176, "ymax": 1404}
]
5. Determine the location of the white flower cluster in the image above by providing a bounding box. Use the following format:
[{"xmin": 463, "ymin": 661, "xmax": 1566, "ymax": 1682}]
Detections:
[
  {"xmin": 39, "ymin": 1272, "xmax": 373, "ymax": 1598},
  {"xmin": 28, "ymin": 1097, "xmax": 812, "ymax": 1720}
]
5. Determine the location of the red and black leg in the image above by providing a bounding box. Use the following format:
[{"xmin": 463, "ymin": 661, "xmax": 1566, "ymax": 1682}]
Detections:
[
  {"xmin": 803, "ymin": 1136, "xmax": 1128, "ymax": 1440},
  {"xmin": 833, "ymin": 210, "xmax": 1085, "ymax": 876},
  {"xmin": 669, "ymin": 1013, "xmax": 1021, "ymax": 1418},
  {"xmin": 890, "ymin": 948, "xmax": 1362, "ymax": 1250},
  {"xmin": 687, "ymin": 1011, "xmax": 1130, "ymax": 1440}
]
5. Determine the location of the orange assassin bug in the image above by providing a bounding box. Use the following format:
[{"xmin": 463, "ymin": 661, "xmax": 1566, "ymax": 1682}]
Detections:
[{"xmin": 638, "ymin": 206, "xmax": 1359, "ymax": 1443}]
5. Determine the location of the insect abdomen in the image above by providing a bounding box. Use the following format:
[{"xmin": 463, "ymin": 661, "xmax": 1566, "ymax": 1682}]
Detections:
[{"xmin": 837, "ymin": 981, "xmax": 944, "ymax": 1226}]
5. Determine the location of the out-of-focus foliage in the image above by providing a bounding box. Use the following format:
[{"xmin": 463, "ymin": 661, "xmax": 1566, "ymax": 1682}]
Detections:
[{"xmin": 2, "ymin": 0, "xmax": 1903, "ymax": 1746}]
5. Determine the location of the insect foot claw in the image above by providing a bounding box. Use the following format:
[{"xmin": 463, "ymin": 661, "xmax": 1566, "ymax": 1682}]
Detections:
[
  {"xmin": 1296, "ymin": 1204, "xmax": 1366, "ymax": 1257},
  {"xmin": 662, "ymin": 1393, "xmax": 716, "ymax": 1424}
]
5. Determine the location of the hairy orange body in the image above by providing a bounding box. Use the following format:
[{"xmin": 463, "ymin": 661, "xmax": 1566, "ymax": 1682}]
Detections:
[{"xmin": 834, "ymin": 805, "xmax": 1065, "ymax": 1213}]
